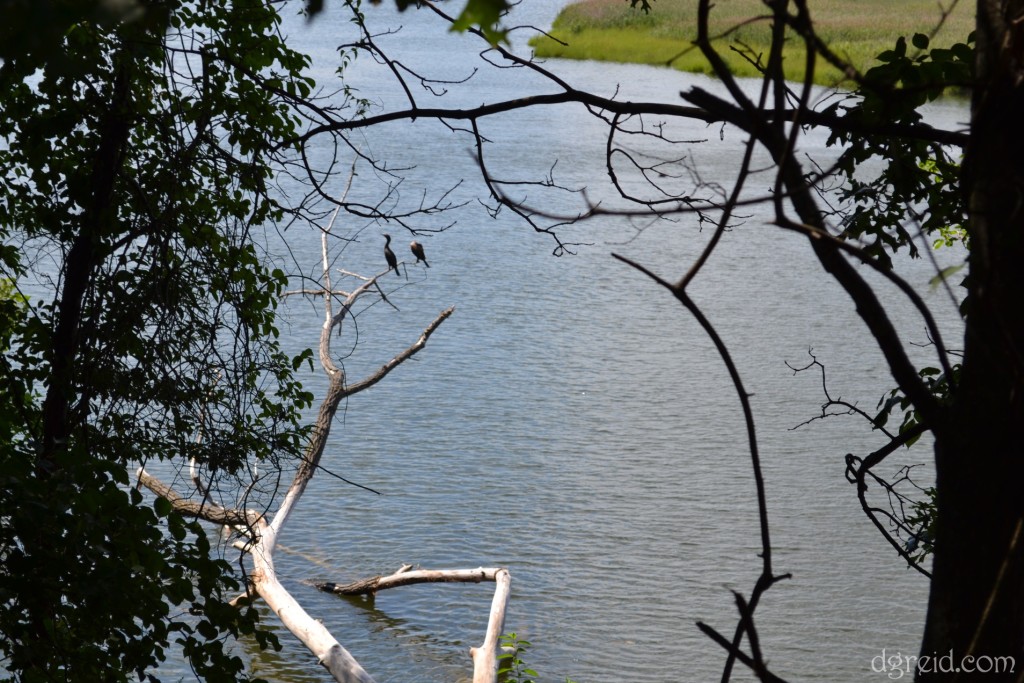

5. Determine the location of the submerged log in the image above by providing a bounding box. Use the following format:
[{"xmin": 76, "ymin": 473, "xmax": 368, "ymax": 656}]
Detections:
[
  {"xmin": 314, "ymin": 565, "xmax": 512, "ymax": 683},
  {"xmin": 314, "ymin": 566, "xmax": 505, "ymax": 595}
]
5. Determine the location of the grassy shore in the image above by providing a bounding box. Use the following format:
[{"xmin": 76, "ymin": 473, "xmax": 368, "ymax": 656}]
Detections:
[{"xmin": 529, "ymin": 0, "xmax": 974, "ymax": 86}]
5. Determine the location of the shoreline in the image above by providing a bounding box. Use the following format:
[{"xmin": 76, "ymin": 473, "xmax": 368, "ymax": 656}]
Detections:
[{"xmin": 529, "ymin": 0, "xmax": 974, "ymax": 88}]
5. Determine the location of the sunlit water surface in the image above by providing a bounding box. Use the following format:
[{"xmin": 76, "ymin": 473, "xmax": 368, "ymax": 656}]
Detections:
[{"xmin": 159, "ymin": 3, "xmax": 969, "ymax": 682}]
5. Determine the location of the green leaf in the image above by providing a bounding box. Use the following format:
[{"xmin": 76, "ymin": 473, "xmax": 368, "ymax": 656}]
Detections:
[
  {"xmin": 450, "ymin": 0, "xmax": 511, "ymax": 45},
  {"xmin": 154, "ymin": 496, "xmax": 172, "ymax": 518}
]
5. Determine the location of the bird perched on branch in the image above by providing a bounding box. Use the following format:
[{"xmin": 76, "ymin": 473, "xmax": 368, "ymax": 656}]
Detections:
[
  {"xmin": 410, "ymin": 240, "xmax": 429, "ymax": 267},
  {"xmin": 382, "ymin": 233, "xmax": 399, "ymax": 277}
]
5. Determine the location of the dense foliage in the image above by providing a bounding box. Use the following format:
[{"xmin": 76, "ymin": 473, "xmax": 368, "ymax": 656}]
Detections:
[{"xmin": 0, "ymin": 1, "xmax": 319, "ymax": 679}]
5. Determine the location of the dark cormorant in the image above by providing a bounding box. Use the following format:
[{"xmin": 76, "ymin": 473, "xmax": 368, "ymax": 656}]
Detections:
[
  {"xmin": 382, "ymin": 233, "xmax": 399, "ymax": 277},
  {"xmin": 410, "ymin": 240, "xmax": 430, "ymax": 267}
]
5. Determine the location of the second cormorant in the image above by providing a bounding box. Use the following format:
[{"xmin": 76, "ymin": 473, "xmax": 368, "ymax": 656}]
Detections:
[{"xmin": 410, "ymin": 240, "xmax": 429, "ymax": 267}]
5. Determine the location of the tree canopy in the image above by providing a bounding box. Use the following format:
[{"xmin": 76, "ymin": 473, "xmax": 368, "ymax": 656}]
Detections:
[{"xmin": 0, "ymin": 1, "xmax": 319, "ymax": 678}]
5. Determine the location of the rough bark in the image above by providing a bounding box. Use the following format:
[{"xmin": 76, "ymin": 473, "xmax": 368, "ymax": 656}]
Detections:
[
  {"xmin": 918, "ymin": 1, "xmax": 1024, "ymax": 678},
  {"xmin": 40, "ymin": 62, "xmax": 132, "ymax": 465}
]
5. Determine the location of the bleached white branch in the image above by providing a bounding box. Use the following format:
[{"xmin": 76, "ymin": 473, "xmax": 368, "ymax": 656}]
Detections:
[
  {"xmin": 250, "ymin": 521, "xmax": 377, "ymax": 683},
  {"xmin": 135, "ymin": 468, "xmax": 262, "ymax": 528},
  {"xmin": 312, "ymin": 565, "xmax": 511, "ymax": 683},
  {"xmin": 314, "ymin": 565, "xmax": 506, "ymax": 595},
  {"xmin": 472, "ymin": 568, "xmax": 512, "ymax": 683},
  {"xmin": 342, "ymin": 306, "xmax": 455, "ymax": 397}
]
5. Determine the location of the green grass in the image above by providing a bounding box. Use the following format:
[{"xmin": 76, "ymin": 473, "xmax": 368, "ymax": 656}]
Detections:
[{"xmin": 529, "ymin": 0, "xmax": 975, "ymax": 86}]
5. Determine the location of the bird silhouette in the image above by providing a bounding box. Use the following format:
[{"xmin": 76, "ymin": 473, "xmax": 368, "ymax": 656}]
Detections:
[
  {"xmin": 382, "ymin": 234, "xmax": 399, "ymax": 277},
  {"xmin": 410, "ymin": 240, "xmax": 430, "ymax": 267}
]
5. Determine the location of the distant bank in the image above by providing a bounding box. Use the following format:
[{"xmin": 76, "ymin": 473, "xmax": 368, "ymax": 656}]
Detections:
[{"xmin": 529, "ymin": 0, "xmax": 974, "ymax": 86}]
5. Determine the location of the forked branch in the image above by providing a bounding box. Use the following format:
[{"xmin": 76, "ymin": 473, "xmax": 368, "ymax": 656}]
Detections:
[{"xmin": 137, "ymin": 214, "xmax": 455, "ymax": 681}]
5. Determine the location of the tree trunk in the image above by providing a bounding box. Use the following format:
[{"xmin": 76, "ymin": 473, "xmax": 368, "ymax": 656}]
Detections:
[{"xmin": 918, "ymin": 1, "xmax": 1024, "ymax": 679}]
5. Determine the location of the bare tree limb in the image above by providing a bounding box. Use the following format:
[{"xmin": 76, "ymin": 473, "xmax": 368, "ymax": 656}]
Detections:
[
  {"xmin": 135, "ymin": 468, "xmax": 262, "ymax": 528},
  {"xmin": 341, "ymin": 306, "xmax": 455, "ymax": 398},
  {"xmin": 289, "ymin": 92, "xmax": 968, "ymax": 151},
  {"xmin": 695, "ymin": 621, "xmax": 790, "ymax": 683},
  {"xmin": 314, "ymin": 566, "xmax": 507, "ymax": 595},
  {"xmin": 611, "ymin": 251, "xmax": 790, "ymax": 682},
  {"xmin": 471, "ymin": 568, "xmax": 512, "ymax": 683}
]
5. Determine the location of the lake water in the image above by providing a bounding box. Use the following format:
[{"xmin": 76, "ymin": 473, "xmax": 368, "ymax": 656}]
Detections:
[{"xmin": 180, "ymin": 3, "xmax": 969, "ymax": 682}]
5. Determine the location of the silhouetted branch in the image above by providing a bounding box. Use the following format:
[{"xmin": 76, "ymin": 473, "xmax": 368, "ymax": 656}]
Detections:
[{"xmin": 695, "ymin": 621, "xmax": 790, "ymax": 683}]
